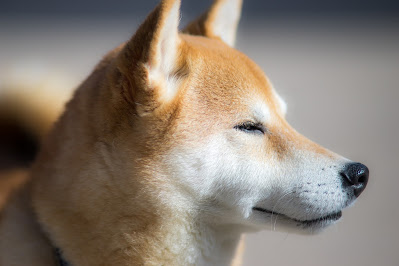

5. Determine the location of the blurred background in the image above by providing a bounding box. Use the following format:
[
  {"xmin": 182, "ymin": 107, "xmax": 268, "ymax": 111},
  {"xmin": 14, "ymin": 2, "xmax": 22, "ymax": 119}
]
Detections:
[{"xmin": 1, "ymin": 0, "xmax": 398, "ymax": 265}]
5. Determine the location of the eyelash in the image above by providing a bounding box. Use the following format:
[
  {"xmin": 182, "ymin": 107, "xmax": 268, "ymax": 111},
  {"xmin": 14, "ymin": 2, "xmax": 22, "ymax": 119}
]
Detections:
[{"xmin": 234, "ymin": 122, "xmax": 266, "ymax": 135}]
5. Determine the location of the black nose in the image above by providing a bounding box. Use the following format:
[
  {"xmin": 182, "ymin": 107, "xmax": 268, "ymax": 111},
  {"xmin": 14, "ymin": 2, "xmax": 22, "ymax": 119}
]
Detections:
[{"xmin": 340, "ymin": 163, "xmax": 369, "ymax": 197}]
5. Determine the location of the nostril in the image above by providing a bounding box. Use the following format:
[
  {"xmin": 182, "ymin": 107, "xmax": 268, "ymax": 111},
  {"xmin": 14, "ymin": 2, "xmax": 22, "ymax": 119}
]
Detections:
[
  {"xmin": 341, "ymin": 162, "xmax": 369, "ymax": 197},
  {"xmin": 358, "ymin": 173, "xmax": 367, "ymax": 184}
]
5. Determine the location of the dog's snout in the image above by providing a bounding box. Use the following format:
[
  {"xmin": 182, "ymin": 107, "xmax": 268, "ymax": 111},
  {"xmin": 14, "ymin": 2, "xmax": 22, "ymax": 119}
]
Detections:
[{"xmin": 340, "ymin": 163, "xmax": 369, "ymax": 197}]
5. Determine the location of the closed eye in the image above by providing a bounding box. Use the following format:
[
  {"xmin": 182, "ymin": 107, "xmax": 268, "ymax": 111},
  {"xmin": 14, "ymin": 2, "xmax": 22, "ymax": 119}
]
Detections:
[{"xmin": 234, "ymin": 121, "xmax": 266, "ymax": 135}]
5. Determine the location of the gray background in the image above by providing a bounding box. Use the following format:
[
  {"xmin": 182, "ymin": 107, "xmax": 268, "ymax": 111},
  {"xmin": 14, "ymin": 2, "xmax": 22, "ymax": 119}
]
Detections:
[
  {"xmin": 1, "ymin": 0, "xmax": 398, "ymax": 265},
  {"xmin": 1, "ymin": 0, "xmax": 399, "ymax": 17}
]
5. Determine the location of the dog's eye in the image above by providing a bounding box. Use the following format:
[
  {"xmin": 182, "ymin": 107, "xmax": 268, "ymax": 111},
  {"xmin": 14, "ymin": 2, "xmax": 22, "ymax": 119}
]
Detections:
[{"xmin": 234, "ymin": 122, "xmax": 265, "ymax": 135}]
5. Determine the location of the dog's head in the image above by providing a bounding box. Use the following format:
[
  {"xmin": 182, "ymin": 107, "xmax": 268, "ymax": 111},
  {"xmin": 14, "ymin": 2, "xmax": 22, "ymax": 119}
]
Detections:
[
  {"xmin": 111, "ymin": 0, "xmax": 369, "ymax": 233},
  {"xmin": 49, "ymin": 0, "xmax": 368, "ymax": 235}
]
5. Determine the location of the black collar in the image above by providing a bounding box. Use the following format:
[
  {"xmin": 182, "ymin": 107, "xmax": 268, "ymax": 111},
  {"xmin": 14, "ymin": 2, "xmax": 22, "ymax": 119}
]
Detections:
[
  {"xmin": 37, "ymin": 213, "xmax": 70, "ymax": 265},
  {"xmin": 54, "ymin": 248, "xmax": 70, "ymax": 266}
]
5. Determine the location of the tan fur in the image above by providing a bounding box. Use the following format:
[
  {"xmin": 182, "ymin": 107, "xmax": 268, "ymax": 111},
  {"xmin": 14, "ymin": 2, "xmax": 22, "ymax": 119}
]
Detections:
[
  {"xmin": 184, "ymin": 0, "xmax": 242, "ymax": 46},
  {"xmin": 0, "ymin": 0, "xmax": 352, "ymax": 265}
]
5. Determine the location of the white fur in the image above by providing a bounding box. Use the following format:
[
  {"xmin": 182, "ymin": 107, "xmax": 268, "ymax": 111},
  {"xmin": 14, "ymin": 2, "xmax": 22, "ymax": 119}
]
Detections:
[
  {"xmin": 158, "ymin": 119, "xmax": 355, "ymax": 263},
  {"xmin": 275, "ymin": 92, "xmax": 287, "ymax": 116},
  {"xmin": 164, "ymin": 102, "xmax": 355, "ymax": 237},
  {"xmin": 146, "ymin": 0, "xmax": 182, "ymax": 102},
  {"xmin": 252, "ymin": 101, "xmax": 272, "ymax": 123}
]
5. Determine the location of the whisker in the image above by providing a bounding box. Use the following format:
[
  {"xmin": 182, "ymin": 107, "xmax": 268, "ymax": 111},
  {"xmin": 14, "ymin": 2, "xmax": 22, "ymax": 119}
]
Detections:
[
  {"xmin": 270, "ymin": 187, "xmax": 296, "ymax": 231},
  {"xmin": 273, "ymin": 197, "xmax": 295, "ymax": 230}
]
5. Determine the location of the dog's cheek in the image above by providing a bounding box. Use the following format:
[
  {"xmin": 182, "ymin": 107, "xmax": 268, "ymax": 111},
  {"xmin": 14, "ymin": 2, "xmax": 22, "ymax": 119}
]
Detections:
[
  {"xmin": 196, "ymin": 136, "xmax": 279, "ymax": 218},
  {"xmin": 165, "ymin": 135, "xmax": 271, "ymax": 215}
]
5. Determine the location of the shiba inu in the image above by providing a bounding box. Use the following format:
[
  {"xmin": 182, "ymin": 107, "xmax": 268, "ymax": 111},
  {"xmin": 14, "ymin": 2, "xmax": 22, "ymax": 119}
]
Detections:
[{"xmin": 0, "ymin": 0, "xmax": 369, "ymax": 265}]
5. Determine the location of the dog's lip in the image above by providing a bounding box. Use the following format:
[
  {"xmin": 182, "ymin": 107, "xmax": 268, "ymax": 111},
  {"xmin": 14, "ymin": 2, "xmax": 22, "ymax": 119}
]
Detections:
[{"xmin": 252, "ymin": 207, "xmax": 342, "ymax": 225}]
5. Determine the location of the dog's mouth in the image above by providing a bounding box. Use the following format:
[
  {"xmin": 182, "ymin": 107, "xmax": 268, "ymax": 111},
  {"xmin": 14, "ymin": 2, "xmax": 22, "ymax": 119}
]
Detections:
[{"xmin": 253, "ymin": 207, "xmax": 342, "ymax": 227}]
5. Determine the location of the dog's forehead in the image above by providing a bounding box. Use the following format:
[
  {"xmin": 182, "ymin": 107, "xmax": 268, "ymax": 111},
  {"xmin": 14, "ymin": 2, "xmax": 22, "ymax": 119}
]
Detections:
[
  {"xmin": 180, "ymin": 34, "xmax": 279, "ymax": 115},
  {"xmin": 182, "ymin": 34, "xmax": 269, "ymax": 85}
]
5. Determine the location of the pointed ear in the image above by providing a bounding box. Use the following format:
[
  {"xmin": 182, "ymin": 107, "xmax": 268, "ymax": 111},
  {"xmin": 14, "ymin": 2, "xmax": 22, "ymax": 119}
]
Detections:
[
  {"xmin": 117, "ymin": 0, "xmax": 184, "ymax": 114},
  {"xmin": 183, "ymin": 0, "xmax": 242, "ymax": 47}
]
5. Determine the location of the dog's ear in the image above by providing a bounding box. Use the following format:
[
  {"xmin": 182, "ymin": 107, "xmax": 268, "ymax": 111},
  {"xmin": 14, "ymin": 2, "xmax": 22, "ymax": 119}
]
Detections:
[
  {"xmin": 117, "ymin": 0, "xmax": 184, "ymax": 115},
  {"xmin": 183, "ymin": 0, "xmax": 242, "ymax": 47}
]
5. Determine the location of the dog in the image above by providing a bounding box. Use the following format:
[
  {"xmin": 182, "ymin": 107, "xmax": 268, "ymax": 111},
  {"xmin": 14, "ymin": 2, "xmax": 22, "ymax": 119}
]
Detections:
[{"xmin": 0, "ymin": 0, "xmax": 369, "ymax": 265}]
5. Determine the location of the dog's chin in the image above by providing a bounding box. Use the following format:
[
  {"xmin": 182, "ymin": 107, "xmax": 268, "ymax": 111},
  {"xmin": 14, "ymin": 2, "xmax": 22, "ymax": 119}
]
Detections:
[{"xmin": 251, "ymin": 207, "xmax": 342, "ymax": 234}]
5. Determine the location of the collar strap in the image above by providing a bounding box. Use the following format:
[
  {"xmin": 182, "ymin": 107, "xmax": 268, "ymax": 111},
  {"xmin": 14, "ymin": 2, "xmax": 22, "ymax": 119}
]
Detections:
[{"xmin": 54, "ymin": 248, "xmax": 70, "ymax": 266}]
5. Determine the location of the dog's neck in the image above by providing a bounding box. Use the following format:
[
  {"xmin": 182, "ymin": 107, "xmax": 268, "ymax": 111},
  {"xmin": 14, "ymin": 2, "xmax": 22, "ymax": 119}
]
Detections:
[
  {"xmin": 1, "ymin": 184, "xmax": 243, "ymax": 266},
  {"xmin": 48, "ymin": 198, "xmax": 243, "ymax": 265},
  {"xmin": 131, "ymin": 207, "xmax": 243, "ymax": 266},
  {"xmin": 31, "ymin": 145, "xmax": 243, "ymax": 265}
]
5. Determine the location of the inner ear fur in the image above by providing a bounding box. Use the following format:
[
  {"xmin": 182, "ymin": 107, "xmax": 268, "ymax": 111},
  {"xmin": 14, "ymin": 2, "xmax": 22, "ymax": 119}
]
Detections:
[{"xmin": 116, "ymin": 0, "xmax": 184, "ymax": 114}]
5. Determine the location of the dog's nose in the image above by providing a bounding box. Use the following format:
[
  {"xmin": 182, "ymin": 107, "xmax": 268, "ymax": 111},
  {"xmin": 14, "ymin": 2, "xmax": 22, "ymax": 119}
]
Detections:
[{"xmin": 341, "ymin": 163, "xmax": 369, "ymax": 197}]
